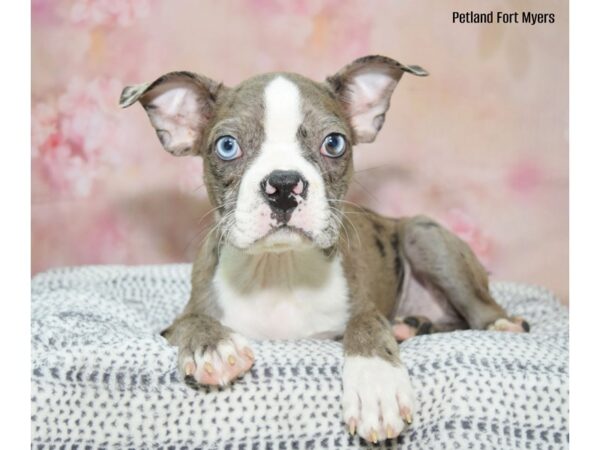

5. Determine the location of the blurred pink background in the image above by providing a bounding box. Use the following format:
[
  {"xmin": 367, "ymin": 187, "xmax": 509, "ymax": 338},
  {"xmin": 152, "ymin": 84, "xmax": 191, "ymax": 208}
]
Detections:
[{"xmin": 31, "ymin": 0, "xmax": 568, "ymax": 302}]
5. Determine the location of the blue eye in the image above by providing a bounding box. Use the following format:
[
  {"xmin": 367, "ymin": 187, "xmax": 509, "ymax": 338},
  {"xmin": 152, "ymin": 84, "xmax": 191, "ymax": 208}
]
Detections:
[
  {"xmin": 215, "ymin": 136, "xmax": 242, "ymax": 160},
  {"xmin": 320, "ymin": 133, "xmax": 346, "ymax": 158}
]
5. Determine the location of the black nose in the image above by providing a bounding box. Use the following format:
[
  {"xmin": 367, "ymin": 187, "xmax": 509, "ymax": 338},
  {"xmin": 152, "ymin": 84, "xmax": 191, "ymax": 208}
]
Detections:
[{"xmin": 261, "ymin": 170, "xmax": 308, "ymax": 216}]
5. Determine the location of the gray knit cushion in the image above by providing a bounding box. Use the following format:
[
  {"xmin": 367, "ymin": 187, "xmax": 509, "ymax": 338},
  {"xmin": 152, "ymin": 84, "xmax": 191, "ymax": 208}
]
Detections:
[{"xmin": 31, "ymin": 264, "xmax": 569, "ymax": 449}]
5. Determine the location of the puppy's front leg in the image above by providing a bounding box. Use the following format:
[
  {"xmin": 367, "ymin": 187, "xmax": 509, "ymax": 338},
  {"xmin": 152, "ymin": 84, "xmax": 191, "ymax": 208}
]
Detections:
[
  {"xmin": 342, "ymin": 305, "xmax": 416, "ymax": 443},
  {"xmin": 162, "ymin": 313, "xmax": 254, "ymax": 387}
]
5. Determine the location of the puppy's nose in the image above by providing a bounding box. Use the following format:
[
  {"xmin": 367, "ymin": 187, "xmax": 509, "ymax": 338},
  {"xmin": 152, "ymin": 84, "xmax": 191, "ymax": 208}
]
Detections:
[{"xmin": 261, "ymin": 170, "xmax": 308, "ymax": 214}]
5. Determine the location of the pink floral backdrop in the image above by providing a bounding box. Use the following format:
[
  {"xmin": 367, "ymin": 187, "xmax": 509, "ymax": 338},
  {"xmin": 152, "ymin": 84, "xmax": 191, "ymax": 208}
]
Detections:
[{"xmin": 32, "ymin": 0, "xmax": 569, "ymax": 302}]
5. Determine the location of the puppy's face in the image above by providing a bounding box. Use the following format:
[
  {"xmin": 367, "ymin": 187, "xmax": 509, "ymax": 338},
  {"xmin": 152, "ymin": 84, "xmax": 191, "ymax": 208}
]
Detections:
[
  {"xmin": 203, "ymin": 73, "xmax": 353, "ymax": 252},
  {"xmin": 120, "ymin": 56, "xmax": 426, "ymax": 253}
]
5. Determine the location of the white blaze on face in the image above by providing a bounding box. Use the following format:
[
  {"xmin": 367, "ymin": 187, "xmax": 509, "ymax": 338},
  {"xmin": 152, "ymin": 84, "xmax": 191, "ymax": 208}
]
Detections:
[{"xmin": 231, "ymin": 76, "xmax": 330, "ymax": 250}]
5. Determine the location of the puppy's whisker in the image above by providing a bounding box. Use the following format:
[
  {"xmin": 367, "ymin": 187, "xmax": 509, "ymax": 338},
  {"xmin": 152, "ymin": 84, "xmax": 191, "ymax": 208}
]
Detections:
[
  {"xmin": 191, "ymin": 183, "xmax": 206, "ymax": 193},
  {"xmin": 335, "ymin": 217, "xmax": 355, "ymax": 246},
  {"xmin": 327, "ymin": 198, "xmax": 364, "ymax": 240},
  {"xmin": 188, "ymin": 201, "xmax": 238, "ymax": 251},
  {"xmin": 197, "ymin": 206, "xmax": 231, "ymax": 229},
  {"xmin": 345, "ymin": 220, "xmax": 362, "ymax": 250},
  {"xmin": 351, "ymin": 179, "xmax": 381, "ymax": 206},
  {"xmin": 185, "ymin": 204, "xmax": 234, "ymax": 253},
  {"xmin": 215, "ymin": 210, "xmax": 237, "ymax": 258},
  {"xmin": 196, "ymin": 209, "xmax": 236, "ymax": 253},
  {"xmin": 353, "ymin": 165, "xmax": 386, "ymax": 174},
  {"xmin": 223, "ymin": 220, "xmax": 236, "ymax": 256},
  {"xmin": 217, "ymin": 218, "xmax": 231, "ymax": 254},
  {"xmin": 330, "ymin": 210, "xmax": 352, "ymax": 252},
  {"xmin": 329, "ymin": 204, "xmax": 362, "ymax": 250},
  {"xmin": 327, "ymin": 198, "xmax": 372, "ymax": 214},
  {"xmin": 193, "ymin": 202, "xmax": 236, "ymax": 227}
]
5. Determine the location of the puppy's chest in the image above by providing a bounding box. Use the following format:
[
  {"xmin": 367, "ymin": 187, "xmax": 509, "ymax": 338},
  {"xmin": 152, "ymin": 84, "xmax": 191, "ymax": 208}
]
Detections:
[{"xmin": 212, "ymin": 247, "xmax": 351, "ymax": 340}]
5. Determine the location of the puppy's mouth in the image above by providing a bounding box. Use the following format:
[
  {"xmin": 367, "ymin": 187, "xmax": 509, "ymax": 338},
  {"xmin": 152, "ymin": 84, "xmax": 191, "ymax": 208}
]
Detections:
[
  {"xmin": 226, "ymin": 169, "xmax": 339, "ymax": 251},
  {"xmin": 244, "ymin": 225, "xmax": 314, "ymax": 254}
]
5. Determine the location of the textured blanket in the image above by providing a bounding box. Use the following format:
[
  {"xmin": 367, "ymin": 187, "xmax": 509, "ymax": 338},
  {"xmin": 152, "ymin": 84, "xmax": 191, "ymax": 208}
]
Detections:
[{"xmin": 31, "ymin": 264, "xmax": 569, "ymax": 449}]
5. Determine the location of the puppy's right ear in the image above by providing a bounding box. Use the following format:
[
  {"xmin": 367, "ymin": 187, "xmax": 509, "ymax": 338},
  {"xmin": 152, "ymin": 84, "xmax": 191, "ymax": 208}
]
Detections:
[
  {"xmin": 326, "ymin": 55, "xmax": 428, "ymax": 144},
  {"xmin": 119, "ymin": 72, "xmax": 223, "ymax": 156}
]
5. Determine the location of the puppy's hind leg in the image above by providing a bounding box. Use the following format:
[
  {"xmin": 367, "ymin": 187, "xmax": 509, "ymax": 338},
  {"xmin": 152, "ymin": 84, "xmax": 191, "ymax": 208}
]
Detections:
[{"xmin": 399, "ymin": 216, "xmax": 530, "ymax": 333}]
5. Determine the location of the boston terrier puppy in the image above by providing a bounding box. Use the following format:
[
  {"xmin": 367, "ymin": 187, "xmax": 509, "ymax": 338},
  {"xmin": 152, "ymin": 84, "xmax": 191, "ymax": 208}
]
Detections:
[{"xmin": 120, "ymin": 55, "xmax": 529, "ymax": 443}]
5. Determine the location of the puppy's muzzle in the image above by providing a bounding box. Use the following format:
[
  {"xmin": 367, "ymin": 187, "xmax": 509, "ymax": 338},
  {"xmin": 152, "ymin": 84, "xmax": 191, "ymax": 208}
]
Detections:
[{"xmin": 261, "ymin": 170, "xmax": 308, "ymax": 223}]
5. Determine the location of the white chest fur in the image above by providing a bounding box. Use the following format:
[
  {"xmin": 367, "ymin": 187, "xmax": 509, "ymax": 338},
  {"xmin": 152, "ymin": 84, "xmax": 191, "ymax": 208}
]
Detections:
[{"xmin": 213, "ymin": 245, "xmax": 350, "ymax": 340}]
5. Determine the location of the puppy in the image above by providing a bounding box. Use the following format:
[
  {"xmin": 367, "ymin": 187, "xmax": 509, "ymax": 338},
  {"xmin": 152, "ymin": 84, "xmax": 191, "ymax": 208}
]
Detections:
[{"xmin": 120, "ymin": 55, "xmax": 529, "ymax": 443}]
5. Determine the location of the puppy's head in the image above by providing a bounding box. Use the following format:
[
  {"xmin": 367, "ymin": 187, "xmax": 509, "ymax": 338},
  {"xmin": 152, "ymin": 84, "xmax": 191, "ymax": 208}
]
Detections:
[{"xmin": 120, "ymin": 56, "xmax": 427, "ymax": 253}]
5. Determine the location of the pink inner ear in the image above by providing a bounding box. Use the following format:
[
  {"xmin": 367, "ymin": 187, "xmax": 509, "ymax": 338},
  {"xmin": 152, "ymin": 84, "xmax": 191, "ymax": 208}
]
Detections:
[
  {"xmin": 346, "ymin": 71, "xmax": 399, "ymax": 144},
  {"xmin": 143, "ymin": 82, "xmax": 205, "ymax": 156},
  {"xmin": 353, "ymin": 73, "xmax": 393, "ymax": 107}
]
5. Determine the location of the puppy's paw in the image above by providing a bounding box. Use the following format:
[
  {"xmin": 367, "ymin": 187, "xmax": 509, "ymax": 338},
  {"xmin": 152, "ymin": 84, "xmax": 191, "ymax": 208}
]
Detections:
[
  {"xmin": 392, "ymin": 315, "xmax": 434, "ymax": 342},
  {"xmin": 487, "ymin": 316, "xmax": 530, "ymax": 333},
  {"xmin": 178, "ymin": 333, "xmax": 254, "ymax": 387},
  {"xmin": 342, "ymin": 356, "xmax": 416, "ymax": 443}
]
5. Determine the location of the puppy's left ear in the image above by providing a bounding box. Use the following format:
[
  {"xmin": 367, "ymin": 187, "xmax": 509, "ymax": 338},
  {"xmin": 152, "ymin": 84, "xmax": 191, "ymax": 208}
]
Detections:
[
  {"xmin": 326, "ymin": 55, "xmax": 428, "ymax": 144},
  {"xmin": 119, "ymin": 71, "xmax": 224, "ymax": 156}
]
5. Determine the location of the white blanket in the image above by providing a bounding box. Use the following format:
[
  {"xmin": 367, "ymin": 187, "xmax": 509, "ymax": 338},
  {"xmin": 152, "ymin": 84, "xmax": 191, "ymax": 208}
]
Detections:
[{"xmin": 31, "ymin": 264, "xmax": 569, "ymax": 449}]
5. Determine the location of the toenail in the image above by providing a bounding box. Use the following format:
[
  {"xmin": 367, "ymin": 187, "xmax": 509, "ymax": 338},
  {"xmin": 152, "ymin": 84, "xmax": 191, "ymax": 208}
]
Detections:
[
  {"xmin": 348, "ymin": 418, "xmax": 356, "ymax": 436},
  {"xmin": 184, "ymin": 362, "xmax": 195, "ymax": 376},
  {"xmin": 370, "ymin": 429, "xmax": 378, "ymax": 443},
  {"xmin": 386, "ymin": 425, "xmax": 394, "ymax": 439},
  {"xmin": 227, "ymin": 355, "xmax": 236, "ymax": 366}
]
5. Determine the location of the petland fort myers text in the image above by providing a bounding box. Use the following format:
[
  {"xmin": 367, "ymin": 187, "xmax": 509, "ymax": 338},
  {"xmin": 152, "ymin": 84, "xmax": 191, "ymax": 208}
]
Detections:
[{"xmin": 452, "ymin": 11, "xmax": 555, "ymax": 24}]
